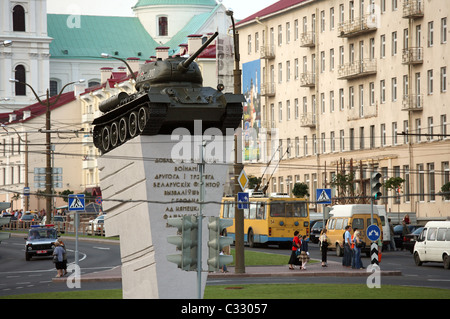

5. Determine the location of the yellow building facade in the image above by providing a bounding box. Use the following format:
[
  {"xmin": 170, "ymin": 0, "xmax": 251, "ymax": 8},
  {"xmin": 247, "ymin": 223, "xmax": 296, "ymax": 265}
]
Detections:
[{"xmin": 237, "ymin": 0, "xmax": 449, "ymax": 221}]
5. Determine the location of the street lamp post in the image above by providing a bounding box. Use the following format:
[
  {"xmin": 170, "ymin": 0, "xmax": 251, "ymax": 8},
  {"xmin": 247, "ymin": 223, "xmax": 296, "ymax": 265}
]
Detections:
[
  {"xmin": 9, "ymin": 78, "xmax": 84, "ymax": 222},
  {"xmin": 226, "ymin": 8, "xmax": 245, "ymax": 274},
  {"xmin": 1, "ymin": 40, "xmax": 12, "ymax": 47}
]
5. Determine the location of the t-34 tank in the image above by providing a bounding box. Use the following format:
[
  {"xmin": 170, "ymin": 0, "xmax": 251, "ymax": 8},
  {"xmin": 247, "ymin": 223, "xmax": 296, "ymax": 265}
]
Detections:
[{"xmin": 92, "ymin": 32, "xmax": 244, "ymax": 154}]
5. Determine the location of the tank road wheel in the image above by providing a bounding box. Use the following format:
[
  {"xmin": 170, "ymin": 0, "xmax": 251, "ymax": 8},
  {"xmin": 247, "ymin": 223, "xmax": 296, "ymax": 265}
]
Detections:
[
  {"xmin": 128, "ymin": 111, "xmax": 138, "ymax": 138},
  {"xmin": 138, "ymin": 107, "xmax": 148, "ymax": 133},
  {"xmin": 101, "ymin": 126, "xmax": 110, "ymax": 152},
  {"xmin": 118, "ymin": 117, "xmax": 127, "ymax": 143},
  {"xmin": 110, "ymin": 122, "xmax": 119, "ymax": 147}
]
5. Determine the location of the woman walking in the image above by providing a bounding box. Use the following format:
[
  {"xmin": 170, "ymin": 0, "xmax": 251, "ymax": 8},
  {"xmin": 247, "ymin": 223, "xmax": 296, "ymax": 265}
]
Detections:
[
  {"xmin": 299, "ymin": 235, "xmax": 310, "ymax": 270},
  {"xmin": 53, "ymin": 241, "xmax": 65, "ymax": 277},
  {"xmin": 353, "ymin": 230, "xmax": 365, "ymax": 269},
  {"xmin": 319, "ymin": 229, "xmax": 330, "ymax": 267},
  {"xmin": 288, "ymin": 231, "xmax": 301, "ymax": 270}
]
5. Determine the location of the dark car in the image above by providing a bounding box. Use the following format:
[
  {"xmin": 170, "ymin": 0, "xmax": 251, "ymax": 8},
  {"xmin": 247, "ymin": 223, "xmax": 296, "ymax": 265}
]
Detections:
[
  {"xmin": 393, "ymin": 224, "xmax": 422, "ymax": 250},
  {"xmin": 403, "ymin": 227, "xmax": 424, "ymax": 253},
  {"xmin": 310, "ymin": 220, "xmax": 326, "ymax": 243}
]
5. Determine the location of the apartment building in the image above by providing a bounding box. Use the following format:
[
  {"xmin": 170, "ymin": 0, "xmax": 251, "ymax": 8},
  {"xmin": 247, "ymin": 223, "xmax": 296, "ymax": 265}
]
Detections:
[{"xmin": 236, "ymin": 0, "xmax": 449, "ymax": 220}]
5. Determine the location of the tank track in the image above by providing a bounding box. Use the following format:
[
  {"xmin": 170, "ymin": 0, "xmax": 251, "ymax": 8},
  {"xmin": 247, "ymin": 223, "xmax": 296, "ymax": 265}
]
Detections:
[{"xmin": 93, "ymin": 102, "xmax": 168, "ymax": 154}]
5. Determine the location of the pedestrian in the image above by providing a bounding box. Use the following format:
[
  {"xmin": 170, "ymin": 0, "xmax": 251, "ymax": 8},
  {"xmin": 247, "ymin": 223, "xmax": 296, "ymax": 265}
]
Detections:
[
  {"xmin": 351, "ymin": 228, "xmax": 357, "ymax": 269},
  {"xmin": 53, "ymin": 241, "xmax": 65, "ymax": 277},
  {"xmin": 319, "ymin": 229, "xmax": 330, "ymax": 267},
  {"xmin": 342, "ymin": 225, "xmax": 352, "ymax": 267},
  {"xmin": 58, "ymin": 239, "xmax": 68, "ymax": 276},
  {"xmin": 288, "ymin": 230, "xmax": 301, "ymax": 270},
  {"xmin": 352, "ymin": 230, "xmax": 364, "ymax": 269},
  {"xmin": 388, "ymin": 218, "xmax": 396, "ymax": 251},
  {"xmin": 299, "ymin": 235, "xmax": 310, "ymax": 270}
]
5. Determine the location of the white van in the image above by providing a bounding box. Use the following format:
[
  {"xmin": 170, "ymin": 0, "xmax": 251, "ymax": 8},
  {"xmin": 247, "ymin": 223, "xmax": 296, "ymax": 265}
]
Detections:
[{"xmin": 413, "ymin": 221, "xmax": 450, "ymax": 269}]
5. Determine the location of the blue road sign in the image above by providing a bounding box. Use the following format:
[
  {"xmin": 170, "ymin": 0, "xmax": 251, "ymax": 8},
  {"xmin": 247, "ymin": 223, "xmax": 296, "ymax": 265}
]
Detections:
[
  {"xmin": 68, "ymin": 194, "xmax": 85, "ymax": 211},
  {"xmin": 237, "ymin": 192, "xmax": 249, "ymax": 209},
  {"xmin": 316, "ymin": 188, "xmax": 332, "ymax": 204},
  {"xmin": 23, "ymin": 187, "xmax": 30, "ymax": 197},
  {"xmin": 367, "ymin": 224, "xmax": 381, "ymax": 242}
]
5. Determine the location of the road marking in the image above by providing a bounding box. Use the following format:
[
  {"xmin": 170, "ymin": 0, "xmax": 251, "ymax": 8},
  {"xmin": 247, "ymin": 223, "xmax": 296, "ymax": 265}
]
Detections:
[{"xmin": 93, "ymin": 246, "xmax": 110, "ymax": 250}]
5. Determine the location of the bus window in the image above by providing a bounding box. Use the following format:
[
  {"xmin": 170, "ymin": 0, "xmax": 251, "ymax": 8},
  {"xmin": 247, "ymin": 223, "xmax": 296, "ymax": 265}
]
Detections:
[
  {"xmin": 367, "ymin": 218, "xmax": 379, "ymax": 227},
  {"xmin": 343, "ymin": 218, "xmax": 349, "ymax": 229},
  {"xmin": 335, "ymin": 218, "xmax": 343, "ymax": 230},
  {"xmin": 292, "ymin": 202, "xmax": 307, "ymax": 217},
  {"xmin": 227, "ymin": 202, "xmax": 235, "ymax": 219},
  {"xmin": 437, "ymin": 228, "xmax": 446, "ymax": 241},
  {"xmin": 445, "ymin": 228, "xmax": 450, "ymax": 241},
  {"xmin": 286, "ymin": 203, "xmax": 295, "ymax": 217},
  {"xmin": 353, "ymin": 218, "xmax": 364, "ymax": 230},
  {"xmin": 270, "ymin": 202, "xmax": 284, "ymax": 217},
  {"xmin": 249, "ymin": 203, "xmax": 257, "ymax": 219},
  {"xmin": 329, "ymin": 218, "xmax": 336, "ymax": 230},
  {"xmin": 427, "ymin": 228, "xmax": 437, "ymax": 241},
  {"xmin": 256, "ymin": 203, "xmax": 265, "ymax": 220}
]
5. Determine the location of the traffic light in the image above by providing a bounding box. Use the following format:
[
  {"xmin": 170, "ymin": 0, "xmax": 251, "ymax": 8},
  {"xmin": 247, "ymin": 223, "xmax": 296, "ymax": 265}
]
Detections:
[
  {"xmin": 207, "ymin": 217, "xmax": 233, "ymax": 272},
  {"xmin": 371, "ymin": 172, "xmax": 382, "ymax": 200},
  {"xmin": 166, "ymin": 215, "xmax": 198, "ymax": 271}
]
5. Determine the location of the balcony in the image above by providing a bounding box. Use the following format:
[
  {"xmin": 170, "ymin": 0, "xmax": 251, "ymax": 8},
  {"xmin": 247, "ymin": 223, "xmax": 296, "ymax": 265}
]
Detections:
[
  {"xmin": 300, "ymin": 32, "xmax": 315, "ymax": 47},
  {"xmin": 300, "ymin": 73, "xmax": 315, "ymax": 87},
  {"xmin": 300, "ymin": 113, "xmax": 316, "ymax": 128},
  {"xmin": 338, "ymin": 59, "xmax": 377, "ymax": 80},
  {"xmin": 402, "ymin": 47, "xmax": 423, "ymax": 65},
  {"xmin": 402, "ymin": 94, "xmax": 424, "ymax": 111},
  {"xmin": 338, "ymin": 14, "xmax": 377, "ymax": 38},
  {"xmin": 260, "ymin": 45, "xmax": 275, "ymax": 59},
  {"xmin": 261, "ymin": 82, "xmax": 276, "ymax": 96},
  {"xmin": 402, "ymin": 0, "xmax": 424, "ymax": 19},
  {"xmin": 82, "ymin": 159, "xmax": 96, "ymax": 170}
]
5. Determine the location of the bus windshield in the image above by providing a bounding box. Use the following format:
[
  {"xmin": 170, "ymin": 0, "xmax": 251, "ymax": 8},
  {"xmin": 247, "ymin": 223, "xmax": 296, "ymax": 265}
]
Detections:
[{"xmin": 270, "ymin": 201, "xmax": 307, "ymax": 218}]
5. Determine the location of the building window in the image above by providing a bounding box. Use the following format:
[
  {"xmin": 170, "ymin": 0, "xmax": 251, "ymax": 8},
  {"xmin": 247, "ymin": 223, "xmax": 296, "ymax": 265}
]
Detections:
[
  {"xmin": 441, "ymin": 67, "xmax": 447, "ymax": 92},
  {"xmin": 158, "ymin": 16, "xmax": 168, "ymax": 36},
  {"xmin": 14, "ymin": 65, "xmax": 26, "ymax": 96},
  {"xmin": 13, "ymin": 5, "xmax": 25, "ymax": 32},
  {"xmin": 428, "ymin": 21, "xmax": 434, "ymax": 47},
  {"xmin": 441, "ymin": 18, "xmax": 447, "ymax": 44},
  {"xmin": 427, "ymin": 163, "xmax": 435, "ymax": 201},
  {"xmin": 417, "ymin": 164, "xmax": 425, "ymax": 201},
  {"xmin": 49, "ymin": 80, "xmax": 58, "ymax": 97},
  {"xmin": 427, "ymin": 69, "xmax": 434, "ymax": 95}
]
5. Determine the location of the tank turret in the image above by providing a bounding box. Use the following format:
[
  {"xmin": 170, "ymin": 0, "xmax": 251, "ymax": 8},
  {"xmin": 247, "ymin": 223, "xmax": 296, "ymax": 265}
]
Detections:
[{"xmin": 92, "ymin": 32, "xmax": 244, "ymax": 154}]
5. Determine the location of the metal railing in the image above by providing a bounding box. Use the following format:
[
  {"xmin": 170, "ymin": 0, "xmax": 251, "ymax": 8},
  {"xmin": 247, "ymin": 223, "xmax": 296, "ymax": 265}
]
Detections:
[
  {"xmin": 338, "ymin": 59, "xmax": 377, "ymax": 80},
  {"xmin": 402, "ymin": 47, "xmax": 423, "ymax": 64}
]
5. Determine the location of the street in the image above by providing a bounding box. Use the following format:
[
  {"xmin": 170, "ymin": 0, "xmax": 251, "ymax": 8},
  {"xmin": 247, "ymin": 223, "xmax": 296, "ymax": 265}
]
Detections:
[
  {"xmin": 0, "ymin": 235, "xmax": 121, "ymax": 296},
  {"xmin": 207, "ymin": 242, "xmax": 450, "ymax": 290},
  {"xmin": 1, "ymin": 235, "xmax": 449, "ymax": 298}
]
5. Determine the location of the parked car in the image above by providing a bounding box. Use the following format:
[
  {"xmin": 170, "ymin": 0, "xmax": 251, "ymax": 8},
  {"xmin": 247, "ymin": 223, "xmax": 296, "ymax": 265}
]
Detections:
[
  {"xmin": 310, "ymin": 220, "xmax": 326, "ymax": 243},
  {"xmin": 393, "ymin": 224, "xmax": 422, "ymax": 250},
  {"xmin": 403, "ymin": 227, "xmax": 424, "ymax": 253},
  {"xmin": 85, "ymin": 215, "xmax": 105, "ymax": 236}
]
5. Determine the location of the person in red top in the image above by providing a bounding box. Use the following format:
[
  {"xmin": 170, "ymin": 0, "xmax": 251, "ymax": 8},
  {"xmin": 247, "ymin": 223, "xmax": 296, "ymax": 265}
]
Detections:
[{"xmin": 288, "ymin": 231, "xmax": 301, "ymax": 270}]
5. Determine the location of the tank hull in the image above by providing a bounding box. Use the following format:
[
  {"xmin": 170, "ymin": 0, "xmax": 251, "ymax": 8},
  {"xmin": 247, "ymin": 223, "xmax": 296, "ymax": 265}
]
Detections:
[{"xmin": 92, "ymin": 88, "xmax": 244, "ymax": 154}]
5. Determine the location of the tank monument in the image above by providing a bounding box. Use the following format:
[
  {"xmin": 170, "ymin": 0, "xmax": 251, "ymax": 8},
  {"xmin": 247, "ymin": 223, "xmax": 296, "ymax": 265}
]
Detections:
[{"xmin": 93, "ymin": 32, "xmax": 244, "ymax": 298}]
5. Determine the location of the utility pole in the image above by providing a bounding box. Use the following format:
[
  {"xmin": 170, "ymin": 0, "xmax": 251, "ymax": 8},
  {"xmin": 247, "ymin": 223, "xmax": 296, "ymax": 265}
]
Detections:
[
  {"xmin": 9, "ymin": 78, "xmax": 84, "ymax": 221},
  {"xmin": 226, "ymin": 8, "xmax": 245, "ymax": 274}
]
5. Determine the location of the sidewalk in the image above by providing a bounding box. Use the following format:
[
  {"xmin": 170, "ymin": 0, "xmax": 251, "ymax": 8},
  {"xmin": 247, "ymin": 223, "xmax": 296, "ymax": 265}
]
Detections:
[{"xmin": 52, "ymin": 260, "xmax": 401, "ymax": 283}]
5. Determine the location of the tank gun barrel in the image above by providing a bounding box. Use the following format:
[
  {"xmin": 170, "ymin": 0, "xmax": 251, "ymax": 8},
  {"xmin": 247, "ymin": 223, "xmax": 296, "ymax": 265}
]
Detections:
[{"xmin": 178, "ymin": 31, "xmax": 219, "ymax": 72}]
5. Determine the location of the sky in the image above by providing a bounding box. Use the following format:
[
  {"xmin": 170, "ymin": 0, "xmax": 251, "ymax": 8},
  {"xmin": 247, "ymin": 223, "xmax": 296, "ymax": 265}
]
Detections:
[{"xmin": 47, "ymin": 0, "xmax": 279, "ymax": 20}]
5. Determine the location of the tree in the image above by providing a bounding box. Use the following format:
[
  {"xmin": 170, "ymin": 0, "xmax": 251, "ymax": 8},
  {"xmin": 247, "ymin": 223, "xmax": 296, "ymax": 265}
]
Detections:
[
  {"xmin": 292, "ymin": 182, "xmax": 309, "ymax": 198},
  {"xmin": 384, "ymin": 177, "xmax": 405, "ymax": 194},
  {"xmin": 248, "ymin": 175, "xmax": 261, "ymax": 190},
  {"xmin": 439, "ymin": 182, "xmax": 450, "ymax": 200}
]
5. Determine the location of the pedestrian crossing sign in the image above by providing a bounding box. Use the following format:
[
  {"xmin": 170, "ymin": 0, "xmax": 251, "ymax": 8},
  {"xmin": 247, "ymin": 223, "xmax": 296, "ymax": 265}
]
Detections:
[
  {"xmin": 316, "ymin": 188, "xmax": 332, "ymax": 204},
  {"xmin": 68, "ymin": 194, "xmax": 85, "ymax": 211}
]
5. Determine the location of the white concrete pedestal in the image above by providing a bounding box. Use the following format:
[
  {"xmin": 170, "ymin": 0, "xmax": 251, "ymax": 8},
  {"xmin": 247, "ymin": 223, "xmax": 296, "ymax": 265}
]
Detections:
[{"xmin": 99, "ymin": 134, "xmax": 232, "ymax": 299}]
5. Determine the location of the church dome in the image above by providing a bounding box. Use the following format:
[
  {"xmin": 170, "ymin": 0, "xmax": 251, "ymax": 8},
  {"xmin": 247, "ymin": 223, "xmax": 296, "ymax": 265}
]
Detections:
[{"xmin": 133, "ymin": 0, "xmax": 217, "ymax": 8}]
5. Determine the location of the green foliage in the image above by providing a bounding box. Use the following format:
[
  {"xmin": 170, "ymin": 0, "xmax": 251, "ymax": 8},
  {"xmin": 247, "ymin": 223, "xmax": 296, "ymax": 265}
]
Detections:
[
  {"xmin": 439, "ymin": 182, "xmax": 450, "ymax": 200},
  {"xmin": 292, "ymin": 182, "xmax": 309, "ymax": 198},
  {"xmin": 248, "ymin": 175, "xmax": 261, "ymax": 189},
  {"xmin": 384, "ymin": 177, "xmax": 405, "ymax": 191}
]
